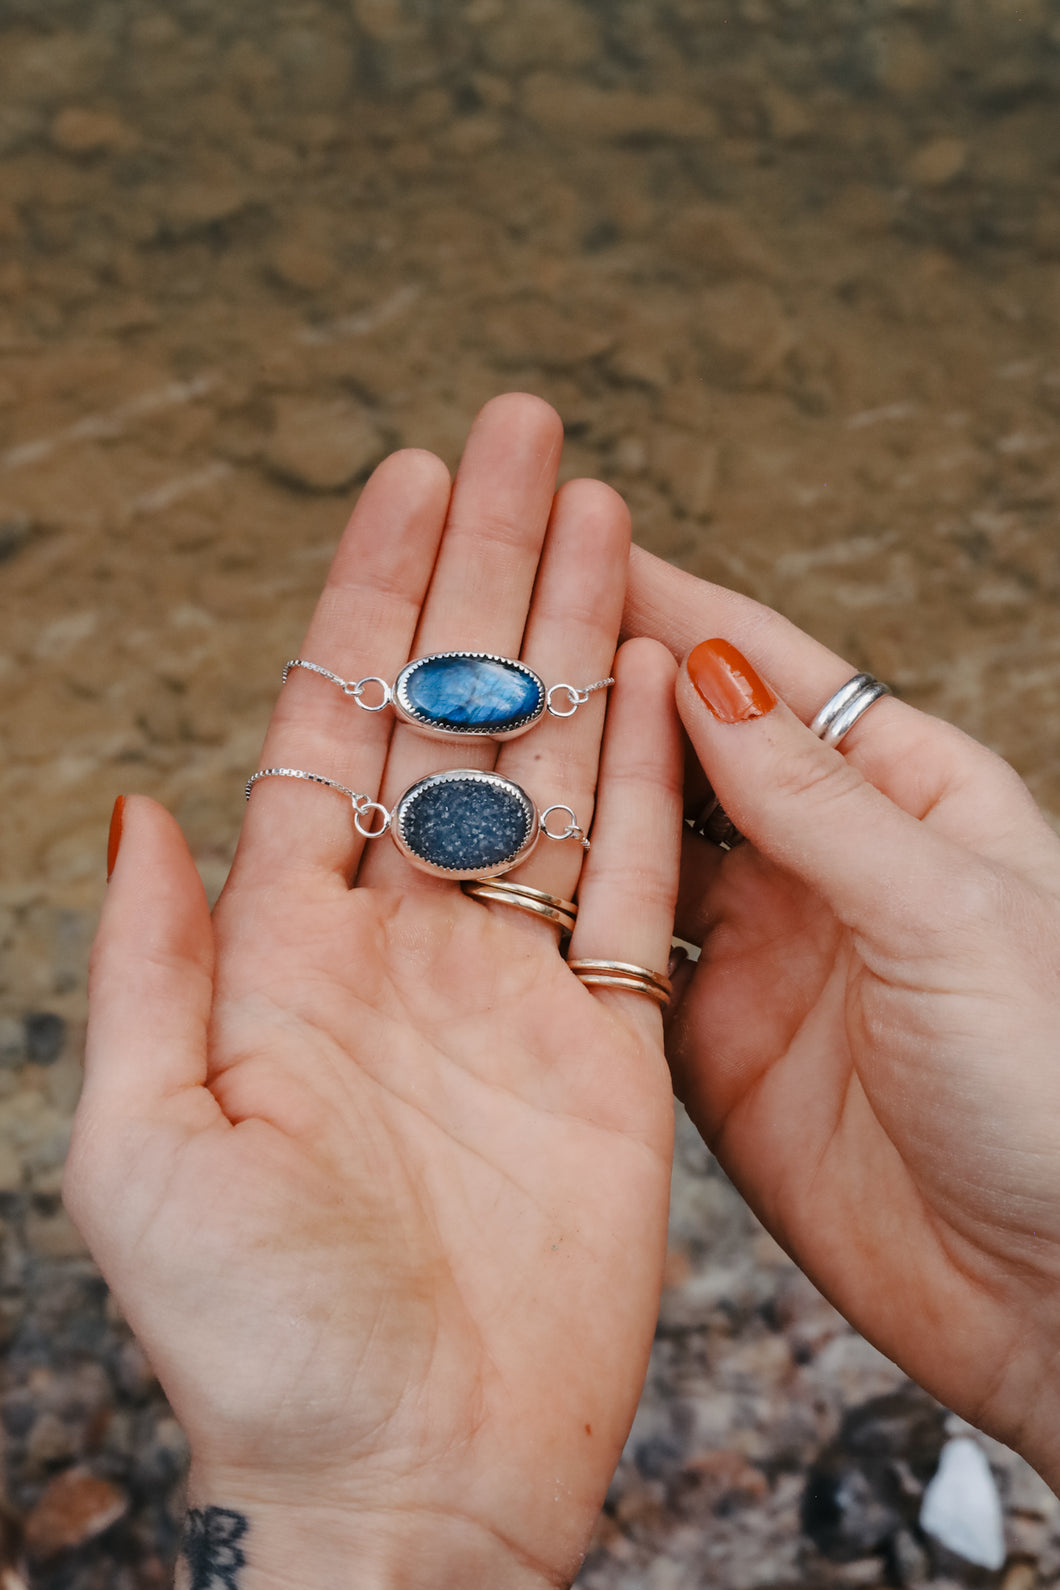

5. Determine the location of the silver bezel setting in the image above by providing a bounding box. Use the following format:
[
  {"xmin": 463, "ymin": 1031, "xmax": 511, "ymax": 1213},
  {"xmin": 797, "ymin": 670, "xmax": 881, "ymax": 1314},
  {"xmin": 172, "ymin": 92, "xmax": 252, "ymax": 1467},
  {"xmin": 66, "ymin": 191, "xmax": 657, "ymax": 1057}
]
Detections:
[
  {"xmin": 392, "ymin": 651, "xmax": 547, "ymax": 741},
  {"xmin": 390, "ymin": 768, "xmax": 540, "ymax": 880}
]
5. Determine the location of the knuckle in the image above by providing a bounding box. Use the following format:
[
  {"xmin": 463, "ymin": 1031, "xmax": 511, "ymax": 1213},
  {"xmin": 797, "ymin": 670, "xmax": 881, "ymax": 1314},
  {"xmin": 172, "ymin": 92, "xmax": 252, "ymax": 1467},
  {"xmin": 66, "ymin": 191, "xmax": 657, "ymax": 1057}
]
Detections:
[{"xmin": 769, "ymin": 737, "xmax": 866, "ymax": 812}]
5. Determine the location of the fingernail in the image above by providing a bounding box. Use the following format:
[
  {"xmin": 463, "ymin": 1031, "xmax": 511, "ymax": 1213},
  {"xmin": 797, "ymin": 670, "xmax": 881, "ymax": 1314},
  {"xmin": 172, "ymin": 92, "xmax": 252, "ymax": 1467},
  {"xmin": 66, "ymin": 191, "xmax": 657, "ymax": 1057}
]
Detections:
[
  {"xmin": 687, "ymin": 639, "xmax": 777, "ymax": 724},
  {"xmin": 666, "ymin": 946, "xmax": 688, "ymax": 980},
  {"xmin": 107, "ymin": 796, "xmax": 125, "ymax": 880}
]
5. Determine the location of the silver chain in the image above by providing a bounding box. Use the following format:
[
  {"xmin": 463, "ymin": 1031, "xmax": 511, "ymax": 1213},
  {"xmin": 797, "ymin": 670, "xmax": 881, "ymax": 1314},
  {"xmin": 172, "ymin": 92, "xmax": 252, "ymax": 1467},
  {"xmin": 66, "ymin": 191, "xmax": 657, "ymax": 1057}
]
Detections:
[
  {"xmin": 245, "ymin": 768, "xmax": 391, "ymax": 837},
  {"xmin": 283, "ymin": 659, "xmax": 392, "ymax": 711}
]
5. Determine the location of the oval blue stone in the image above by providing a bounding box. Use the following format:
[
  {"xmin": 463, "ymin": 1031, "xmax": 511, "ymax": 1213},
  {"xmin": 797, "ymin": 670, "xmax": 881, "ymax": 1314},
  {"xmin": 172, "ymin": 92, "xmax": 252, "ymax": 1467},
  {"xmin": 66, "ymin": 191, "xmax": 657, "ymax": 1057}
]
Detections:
[
  {"xmin": 399, "ymin": 653, "xmax": 544, "ymax": 735},
  {"xmin": 395, "ymin": 773, "xmax": 535, "ymax": 877}
]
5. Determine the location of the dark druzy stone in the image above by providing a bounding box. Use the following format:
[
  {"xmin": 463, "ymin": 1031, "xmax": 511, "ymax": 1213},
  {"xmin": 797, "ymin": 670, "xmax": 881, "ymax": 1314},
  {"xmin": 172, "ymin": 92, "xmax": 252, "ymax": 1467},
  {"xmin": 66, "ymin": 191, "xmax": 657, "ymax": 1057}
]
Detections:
[
  {"xmin": 398, "ymin": 775, "xmax": 533, "ymax": 874},
  {"xmin": 402, "ymin": 654, "xmax": 543, "ymax": 733}
]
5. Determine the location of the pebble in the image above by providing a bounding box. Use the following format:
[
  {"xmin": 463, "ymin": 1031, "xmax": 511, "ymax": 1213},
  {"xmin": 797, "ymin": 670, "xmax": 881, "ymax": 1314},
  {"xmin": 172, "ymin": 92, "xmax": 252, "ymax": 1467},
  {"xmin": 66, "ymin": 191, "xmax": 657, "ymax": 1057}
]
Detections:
[
  {"xmin": 696, "ymin": 281, "xmax": 796, "ymax": 388},
  {"xmin": 920, "ymin": 1436, "xmax": 1006, "ymax": 1570},
  {"xmin": 160, "ymin": 180, "xmax": 255, "ymax": 237},
  {"xmin": 23, "ymin": 1012, "xmax": 66, "ymax": 1066},
  {"xmin": 264, "ymin": 399, "xmax": 385, "ymax": 492},
  {"xmin": 50, "ymin": 108, "xmax": 135, "ymax": 156},
  {"xmin": 908, "ymin": 136, "xmax": 968, "ymax": 188},
  {"xmin": 522, "ymin": 75, "xmax": 719, "ymax": 141},
  {"xmin": 24, "ymin": 1470, "xmax": 128, "ymax": 1558}
]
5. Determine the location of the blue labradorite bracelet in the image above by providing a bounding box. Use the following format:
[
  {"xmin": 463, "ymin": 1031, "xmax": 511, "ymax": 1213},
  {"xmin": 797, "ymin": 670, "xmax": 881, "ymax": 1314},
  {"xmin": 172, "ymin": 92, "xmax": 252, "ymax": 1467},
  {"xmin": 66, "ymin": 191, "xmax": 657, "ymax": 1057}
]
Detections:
[{"xmin": 282, "ymin": 652, "xmax": 614, "ymax": 740}]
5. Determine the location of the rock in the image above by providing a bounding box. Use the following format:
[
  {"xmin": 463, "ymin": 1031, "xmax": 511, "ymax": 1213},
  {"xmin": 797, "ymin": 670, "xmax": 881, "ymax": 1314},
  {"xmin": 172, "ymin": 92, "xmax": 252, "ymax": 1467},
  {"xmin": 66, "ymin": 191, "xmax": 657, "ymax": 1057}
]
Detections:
[
  {"xmin": 268, "ymin": 238, "xmax": 338, "ymax": 293},
  {"xmin": 802, "ymin": 1387, "xmax": 946, "ymax": 1560},
  {"xmin": 23, "ymin": 1012, "xmax": 66, "ymax": 1066},
  {"xmin": 264, "ymin": 400, "xmax": 385, "ymax": 492},
  {"xmin": 696, "ymin": 281, "xmax": 796, "ymax": 388},
  {"xmin": 479, "ymin": 0, "xmax": 600, "ymax": 70},
  {"xmin": 161, "ymin": 180, "xmax": 255, "ymax": 237},
  {"xmin": 651, "ymin": 432, "xmax": 720, "ymax": 520},
  {"xmin": 908, "ymin": 136, "xmax": 967, "ymax": 188},
  {"xmin": 24, "ymin": 1469, "xmax": 128, "ymax": 1558},
  {"xmin": 50, "ymin": 108, "xmax": 135, "ymax": 156},
  {"xmin": 0, "ymin": 515, "xmax": 33, "ymax": 564},
  {"xmin": 24, "ymin": 1204, "xmax": 89, "ymax": 1262},
  {"xmin": 480, "ymin": 296, "xmax": 613, "ymax": 369},
  {"xmin": 920, "ymin": 1436, "xmax": 1006, "ymax": 1570},
  {"xmin": 0, "ymin": 1015, "xmax": 25, "ymax": 1067},
  {"xmin": 26, "ymin": 1411, "xmax": 77, "ymax": 1472},
  {"xmin": 761, "ymin": 84, "xmax": 812, "ymax": 143},
  {"xmin": 522, "ymin": 74, "xmax": 719, "ymax": 141}
]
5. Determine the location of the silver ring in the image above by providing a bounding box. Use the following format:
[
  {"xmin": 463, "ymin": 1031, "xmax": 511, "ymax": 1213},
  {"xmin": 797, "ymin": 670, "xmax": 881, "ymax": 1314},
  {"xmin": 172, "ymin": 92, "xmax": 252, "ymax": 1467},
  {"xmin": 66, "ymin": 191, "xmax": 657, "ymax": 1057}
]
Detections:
[{"xmin": 809, "ymin": 673, "xmax": 892, "ymax": 748}]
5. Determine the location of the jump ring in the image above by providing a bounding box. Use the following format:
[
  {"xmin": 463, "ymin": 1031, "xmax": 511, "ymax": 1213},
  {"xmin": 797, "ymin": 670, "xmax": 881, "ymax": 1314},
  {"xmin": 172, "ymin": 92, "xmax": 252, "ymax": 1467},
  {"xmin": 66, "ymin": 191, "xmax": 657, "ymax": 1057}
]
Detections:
[
  {"xmin": 540, "ymin": 803, "xmax": 589, "ymax": 847},
  {"xmin": 351, "ymin": 676, "xmax": 392, "ymax": 711},
  {"xmin": 546, "ymin": 683, "xmax": 584, "ymax": 717},
  {"xmin": 353, "ymin": 800, "xmax": 391, "ymax": 838}
]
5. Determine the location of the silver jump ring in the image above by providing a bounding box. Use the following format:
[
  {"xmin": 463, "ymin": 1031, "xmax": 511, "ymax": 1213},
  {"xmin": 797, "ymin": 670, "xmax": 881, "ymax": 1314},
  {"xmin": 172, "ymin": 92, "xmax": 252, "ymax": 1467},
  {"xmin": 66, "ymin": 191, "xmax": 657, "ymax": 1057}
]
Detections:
[
  {"xmin": 540, "ymin": 803, "xmax": 590, "ymax": 848},
  {"xmin": 546, "ymin": 677, "xmax": 614, "ymax": 718},
  {"xmin": 351, "ymin": 676, "xmax": 391, "ymax": 711},
  {"xmin": 810, "ymin": 673, "xmax": 892, "ymax": 748},
  {"xmin": 353, "ymin": 799, "xmax": 391, "ymax": 838}
]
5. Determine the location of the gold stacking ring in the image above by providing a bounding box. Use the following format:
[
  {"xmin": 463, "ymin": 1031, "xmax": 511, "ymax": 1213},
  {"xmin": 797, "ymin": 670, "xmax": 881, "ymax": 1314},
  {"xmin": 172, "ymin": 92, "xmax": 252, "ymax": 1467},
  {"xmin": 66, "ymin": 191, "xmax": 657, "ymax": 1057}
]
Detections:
[
  {"xmin": 462, "ymin": 880, "xmax": 578, "ymax": 939},
  {"xmin": 566, "ymin": 958, "xmax": 673, "ymax": 1007}
]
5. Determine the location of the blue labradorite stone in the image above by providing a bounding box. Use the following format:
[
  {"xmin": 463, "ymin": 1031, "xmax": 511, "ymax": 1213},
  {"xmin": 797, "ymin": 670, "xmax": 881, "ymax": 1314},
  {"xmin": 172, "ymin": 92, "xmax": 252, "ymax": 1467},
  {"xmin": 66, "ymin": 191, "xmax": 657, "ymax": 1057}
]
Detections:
[
  {"xmin": 401, "ymin": 653, "xmax": 544, "ymax": 735},
  {"xmin": 398, "ymin": 774, "xmax": 534, "ymax": 875}
]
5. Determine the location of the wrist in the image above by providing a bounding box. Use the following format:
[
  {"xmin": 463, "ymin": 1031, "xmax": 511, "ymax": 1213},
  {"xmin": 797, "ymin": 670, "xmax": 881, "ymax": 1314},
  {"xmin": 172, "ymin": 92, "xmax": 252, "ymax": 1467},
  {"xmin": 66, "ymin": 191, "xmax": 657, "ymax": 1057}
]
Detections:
[{"xmin": 178, "ymin": 1469, "xmax": 572, "ymax": 1590}]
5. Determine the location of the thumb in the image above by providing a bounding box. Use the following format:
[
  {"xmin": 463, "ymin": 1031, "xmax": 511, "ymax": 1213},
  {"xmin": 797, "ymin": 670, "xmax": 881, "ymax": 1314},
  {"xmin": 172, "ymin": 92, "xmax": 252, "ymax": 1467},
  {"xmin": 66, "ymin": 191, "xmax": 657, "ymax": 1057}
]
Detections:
[
  {"xmin": 677, "ymin": 639, "xmax": 976, "ymax": 953},
  {"xmin": 77, "ymin": 794, "xmax": 216, "ymax": 1118}
]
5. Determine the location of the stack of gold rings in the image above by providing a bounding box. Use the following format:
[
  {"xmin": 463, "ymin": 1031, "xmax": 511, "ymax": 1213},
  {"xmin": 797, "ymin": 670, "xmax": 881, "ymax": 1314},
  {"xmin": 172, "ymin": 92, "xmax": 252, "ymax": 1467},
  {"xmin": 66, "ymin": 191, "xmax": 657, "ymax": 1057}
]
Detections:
[
  {"xmin": 566, "ymin": 960, "xmax": 673, "ymax": 1007},
  {"xmin": 462, "ymin": 880, "xmax": 577, "ymax": 940},
  {"xmin": 461, "ymin": 882, "xmax": 672, "ymax": 1008}
]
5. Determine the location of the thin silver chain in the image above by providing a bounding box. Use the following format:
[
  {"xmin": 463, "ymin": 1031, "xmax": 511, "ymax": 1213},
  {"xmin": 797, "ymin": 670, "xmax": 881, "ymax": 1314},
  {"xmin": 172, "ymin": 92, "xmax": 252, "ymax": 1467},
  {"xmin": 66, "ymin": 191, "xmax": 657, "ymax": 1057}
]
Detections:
[{"xmin": 245, "ymin": 768, "xmax": 391, "ymax": 837}]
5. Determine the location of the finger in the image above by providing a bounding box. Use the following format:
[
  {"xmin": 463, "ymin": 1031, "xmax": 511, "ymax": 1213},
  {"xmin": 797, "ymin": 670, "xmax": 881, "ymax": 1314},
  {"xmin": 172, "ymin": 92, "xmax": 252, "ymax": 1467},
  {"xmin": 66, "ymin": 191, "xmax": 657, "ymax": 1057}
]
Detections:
[
  {"xmin": 68, "ymin": 796, "xmax": 221, "ymax": 1148},
  {"xmin": 676, "ymin": 639, "xmax": 997, "ymax": 964},
  {"xmin": 236, "ymin": 449, "xmax": 452, "ymax": 883},
  {"xmin": 359, "ymin": 392, "xmax": 565, "ymax": 891},
  {"xmin": 569, "ymin": 638, "xmax": 683, "ymax": 1023},
  {"xmin": 496, "ymin": 478, "xmax": 630, "ymax": 905}
]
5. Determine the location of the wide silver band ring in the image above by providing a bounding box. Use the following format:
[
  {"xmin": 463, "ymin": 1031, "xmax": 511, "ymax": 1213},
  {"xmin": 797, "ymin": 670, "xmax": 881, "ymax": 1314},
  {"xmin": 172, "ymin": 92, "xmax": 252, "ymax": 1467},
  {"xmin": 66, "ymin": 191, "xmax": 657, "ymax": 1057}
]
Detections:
[
  {"xmin": 462, "ymin": 880, "xmax": 577, "ymax": 938},
  {"xmin": 809, "ymin": 673, "xmax": 892, "ymax": 748},
  {"xmin": 566, "ymin": 958, "xmax": 672, "ymax": 1008}
]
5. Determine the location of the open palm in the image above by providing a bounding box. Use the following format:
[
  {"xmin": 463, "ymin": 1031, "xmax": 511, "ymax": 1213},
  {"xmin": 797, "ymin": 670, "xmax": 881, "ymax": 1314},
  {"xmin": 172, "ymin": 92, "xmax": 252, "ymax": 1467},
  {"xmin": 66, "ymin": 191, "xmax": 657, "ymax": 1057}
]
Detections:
[
  {"xmin": 65, "ymin": 398, "xmax": 683, "ymax": 1586},
  {"xmin": 627, "ymin": 546, "xmax": 1060, "ymax": 1483}
]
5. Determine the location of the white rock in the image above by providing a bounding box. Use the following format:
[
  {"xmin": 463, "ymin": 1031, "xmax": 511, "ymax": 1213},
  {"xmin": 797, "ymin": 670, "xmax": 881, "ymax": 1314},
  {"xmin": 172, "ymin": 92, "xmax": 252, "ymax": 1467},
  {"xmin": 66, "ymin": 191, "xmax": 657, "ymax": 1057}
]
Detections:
[{"xmin": 919, "ymin": 1436, "xmax": 1006, "ymax": 1570}]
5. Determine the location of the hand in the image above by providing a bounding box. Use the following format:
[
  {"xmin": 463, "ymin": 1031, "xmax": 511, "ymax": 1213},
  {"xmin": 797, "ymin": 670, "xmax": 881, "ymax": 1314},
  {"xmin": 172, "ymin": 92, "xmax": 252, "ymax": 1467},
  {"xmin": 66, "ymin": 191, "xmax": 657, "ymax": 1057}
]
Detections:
[
  {"xmin": 624, "ymin": 545, "xmax": 1060, "ymax": 1486},
  {"xmin": 64, "ymin": 397, "xmax": 684, "ymax": 1590}
]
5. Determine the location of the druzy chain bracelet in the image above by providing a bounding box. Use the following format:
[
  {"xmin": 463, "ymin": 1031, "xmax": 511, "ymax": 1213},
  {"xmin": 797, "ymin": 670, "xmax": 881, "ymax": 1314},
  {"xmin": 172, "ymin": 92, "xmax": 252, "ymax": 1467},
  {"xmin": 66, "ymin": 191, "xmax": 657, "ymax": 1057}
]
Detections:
[{"xmin": 245, "ymin": 766, "xmax": 589, "ymax": 880}]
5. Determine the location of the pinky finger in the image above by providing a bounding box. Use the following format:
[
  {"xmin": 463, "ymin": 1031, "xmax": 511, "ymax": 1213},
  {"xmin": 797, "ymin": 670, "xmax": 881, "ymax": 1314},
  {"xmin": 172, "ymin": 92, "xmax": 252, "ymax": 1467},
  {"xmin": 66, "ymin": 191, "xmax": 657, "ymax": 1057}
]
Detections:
[{"xmin": 568, "ymin": 638, "xmax": 683, "ymax": 1015}]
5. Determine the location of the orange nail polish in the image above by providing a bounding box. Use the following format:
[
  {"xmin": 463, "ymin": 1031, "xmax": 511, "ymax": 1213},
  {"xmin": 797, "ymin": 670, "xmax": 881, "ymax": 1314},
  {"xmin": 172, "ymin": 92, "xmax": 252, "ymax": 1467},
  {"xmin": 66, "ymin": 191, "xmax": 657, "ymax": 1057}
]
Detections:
[
  {"xmin": 107, "ymin": 796, "xmax": 125, "ymax": 880},
  {"xmin": 687, "ymin": 639, "xmax": 777, "ymax": 724}
]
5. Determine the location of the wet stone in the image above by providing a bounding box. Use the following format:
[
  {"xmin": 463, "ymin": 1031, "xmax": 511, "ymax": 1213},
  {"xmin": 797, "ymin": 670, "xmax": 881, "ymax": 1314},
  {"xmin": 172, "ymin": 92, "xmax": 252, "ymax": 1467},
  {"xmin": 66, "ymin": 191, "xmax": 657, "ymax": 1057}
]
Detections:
[
  {"xmin": 397, "ymin": 774, "xmax": 533, "ymax": 875},
  {"xmin": 400, "ymin": 654, "xmax": 544, "ymax": 735}
]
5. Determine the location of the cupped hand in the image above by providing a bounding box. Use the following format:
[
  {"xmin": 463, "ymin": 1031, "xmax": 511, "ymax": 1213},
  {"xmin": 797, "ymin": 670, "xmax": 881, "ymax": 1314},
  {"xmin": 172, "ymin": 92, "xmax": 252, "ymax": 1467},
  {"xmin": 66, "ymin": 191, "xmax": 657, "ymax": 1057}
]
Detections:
[
  {"xmin": 625, "ymin": 546, "xmax": 1060, "ymax": 1486},
  {"xmin": 64, "ymin": 397, "xmax": 684, "ymax": 1590}
]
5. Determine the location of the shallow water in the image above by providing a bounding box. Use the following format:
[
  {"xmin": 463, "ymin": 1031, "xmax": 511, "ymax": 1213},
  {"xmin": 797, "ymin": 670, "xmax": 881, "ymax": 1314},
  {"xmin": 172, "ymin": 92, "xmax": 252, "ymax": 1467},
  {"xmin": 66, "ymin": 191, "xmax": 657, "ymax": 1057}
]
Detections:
[{"xmin": 1, "ymin": 2, "xmax": 1059, "ymax": 1584}]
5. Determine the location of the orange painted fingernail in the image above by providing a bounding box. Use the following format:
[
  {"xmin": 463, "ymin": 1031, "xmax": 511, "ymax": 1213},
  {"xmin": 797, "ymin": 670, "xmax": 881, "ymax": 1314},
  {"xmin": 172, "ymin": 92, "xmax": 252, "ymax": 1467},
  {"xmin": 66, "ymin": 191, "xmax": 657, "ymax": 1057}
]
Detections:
[
  {"xmin": 687, "ymin": 639, "xmax": 777, "ymax": 723},
  {"xmin": 106, "ymin": 796, "xmax": 125, "ymax": 880}
]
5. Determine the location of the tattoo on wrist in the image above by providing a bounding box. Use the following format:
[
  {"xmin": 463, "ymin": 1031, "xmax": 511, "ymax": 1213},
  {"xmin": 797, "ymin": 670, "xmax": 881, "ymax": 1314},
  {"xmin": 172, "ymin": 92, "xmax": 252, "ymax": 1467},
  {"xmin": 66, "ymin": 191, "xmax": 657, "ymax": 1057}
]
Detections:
[{"xmin": 180, "ymin": 1507, "xmax": 248, "ymax": 1589}]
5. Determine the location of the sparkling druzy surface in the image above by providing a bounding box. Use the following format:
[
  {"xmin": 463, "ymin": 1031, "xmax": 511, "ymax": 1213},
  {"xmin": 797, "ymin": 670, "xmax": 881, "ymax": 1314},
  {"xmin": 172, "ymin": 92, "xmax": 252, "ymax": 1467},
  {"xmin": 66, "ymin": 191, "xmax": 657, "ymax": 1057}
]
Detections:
[
  {"xmin": 402, "ymin": 653, "xmax": 543, "ymax": 733},
  {"xmin": 398, "ymin": 774, "xmax": 534, "ymax": 875}
]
